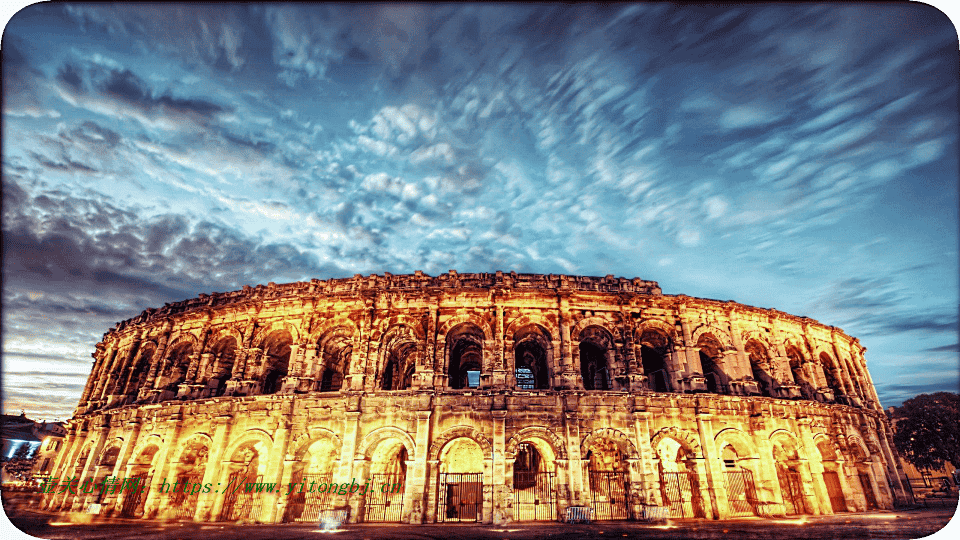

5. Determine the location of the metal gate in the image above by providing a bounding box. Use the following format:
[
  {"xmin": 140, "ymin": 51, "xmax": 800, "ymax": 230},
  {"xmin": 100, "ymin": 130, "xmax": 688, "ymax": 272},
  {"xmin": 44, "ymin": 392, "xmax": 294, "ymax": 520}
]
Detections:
[
  {"xmin": 438, "ymin": 472, "xmax": 482, "ymax": 522},
  {"xmin": 857, "ymin": 473, "xmax": 878, "ymax": 510},
  {"xmin": 661, "ymin": 471, "xmax": 706, "ymax": 518},
  {"xmin": 822, "ymin": 471, "xmax": 847, "ymax": 513},
  {"xmin": 364, "ymin": 472, "xmax": 405, "ymax": 522},
  {"xmin": 513, "ymin": 472, "xmax": 556, "ymax": 521},
  {"xmin": 119, "ymin": 474, "xmax": 151, "ymax": 517},
  {"xmin": 219, "ymin": 473, "xmax": 263, "ymax": 522},
  {"xmin": 725, "ymin": 470, "xmax": 760, "ymax": 517},
  {"xmin": 588, "ymin": 471, "xmax": 631, "ymax": 520},
  {"xmin": 168, "ymin": 473, "xmax": 203, "ymax": 519},
  {"xmin": 283, "ymin": 473, "xmax": 334, "ymax": 522},
  {"xmin": 777, "ymin": 468, "xmax": 806, "ymax": 515}
]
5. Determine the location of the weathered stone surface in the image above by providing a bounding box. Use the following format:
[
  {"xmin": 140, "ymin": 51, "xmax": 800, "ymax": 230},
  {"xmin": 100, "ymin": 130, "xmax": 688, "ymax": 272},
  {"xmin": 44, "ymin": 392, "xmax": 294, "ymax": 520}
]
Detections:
[{"xmin": 45, "ymin": 271, "xmax": 911, "ymax": 523}]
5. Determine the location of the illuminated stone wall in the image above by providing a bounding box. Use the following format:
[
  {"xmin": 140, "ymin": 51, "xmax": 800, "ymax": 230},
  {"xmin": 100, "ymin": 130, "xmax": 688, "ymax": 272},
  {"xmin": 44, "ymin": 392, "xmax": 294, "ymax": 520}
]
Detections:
[{"xmin": 45, "ymin": 271, "xmax": 912, "ymax": 523}]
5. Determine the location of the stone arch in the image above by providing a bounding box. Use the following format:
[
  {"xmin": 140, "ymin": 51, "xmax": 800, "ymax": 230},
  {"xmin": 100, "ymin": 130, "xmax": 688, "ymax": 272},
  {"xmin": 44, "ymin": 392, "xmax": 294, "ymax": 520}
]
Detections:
[
  {"xmin": 437, "ymin": 314, "xmax": 492, "ymax": 344},
  {"xmin": 315, "ymin": 325, "xmax": 357, "ymax": 391},
  {"xmin": 690, "ymin": 325, "xmax": 734, "ymax": 350},
  {"xmin": 570, "ymin": 317, "xmax": 622, "ymax": 344},
  {"xmin": 650, "ymin": 427, "xmax": 702, "ymax": 459},
  {"xmin": 744, "ymin": 337, "xmax": 775, "ymax": 397},
  {"xmin": 504, "ymin": 314, "xmax": 560, "ymax": 344},
  {"xmin": 222, "ymin": 428, "xmax": 273, "ymax": 463},
  {"xmin": 130, "ymin": 438, "xmax": 162, "ymax": 468},
  {"xmin": 844, "ymin": 435, "xmax": 871, "ymax": 463},
  {"xmin": 156, "ymin": 338, "xmax": 195, "ymax": 393},
  {"xmin": 256, "ymin": 329, "xmax": 293, "ymax": 394},
  {"xmin": 512, "ymin": 323, "xmax": 554, "ymax": 390},
  {"xmin": 769, "ymin": 430, "xmax": 804, "ymax": 461},
  {"xmin": 816, "ymin": 351, "xmax": 844, "ymax": 398},
  {"xmin": 171, "ymin": 432, "xmax": 214, "ymax": 464},
  {"xmin": 254, "ymin": 321, "xmax": 300, "ymax": 348},
  {"xmin": 714, "ymin": 428, "xmax": 759, "ymax": 460},
  {"xmin": 580, "ymin": 428, "xmax": 640, "ymax": 460},
  {"xmin": 371, "ymin": 314, "xmax": 427, "ymax": 342},
  {"xmin": 784, "ymin": 339, "xmax": 816, "ymax": 400},
  {"xmin": 167, "ymin": 331, "xmax": 200, "ymax": 349},
  {"xmin": 637, "ymin": 324, "xmax": 674, "ymax": 392},
  {"xmin": 308, "ymin": 316, "xmax": 360, "ymax": 346},
  {"xmin": 207, "ymin": 325, "xmax": 243, "ymax": 352},
  {"xmin": 288, "ymin": 428, "xmax": 342, "ymax": 461},
  {"xmin": 575, "ymin": 323, "xmax": 618, "ymax": 391},
  {"xmin": 379, "ymin": 324, "xmax": 420, "ymax": 390},
  {"xmin": 97, "ymin": 441, "xmax": 123, "ymax": 467},
  {"xmin": 636, "ymin": 319, "xmax": 679, "ymax": 344},
  {"xmin": 505, "ymin": 426, "xmax": 567, "ymax": 461},
  {"xmin": 123, "ymin": 341, "xmax": 158, "ymax": 398},
  {"xmin": 429, "ymin": 426, "xmax": 493, "ymax": 461},
  {"xmin": 444, "ymin": 322, "xmax": 486, "ymax": 389},
  {"xmin": 357, "ymin": 427, "xmax": 417, "ymax": 461}
]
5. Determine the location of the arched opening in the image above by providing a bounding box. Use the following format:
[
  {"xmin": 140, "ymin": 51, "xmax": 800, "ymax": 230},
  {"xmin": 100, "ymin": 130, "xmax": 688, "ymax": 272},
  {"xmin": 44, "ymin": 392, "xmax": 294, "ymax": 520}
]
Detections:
[
  {"xmin": 260, "ymin": 330, "xmax": 292, "ymax": 395},
  {"xmin": 512, "ymin": 442, "xmax": 556, "ymax": 521},
  {"xmin": 120, "ymin": 445, "xmax": 157, "ymax": 517},
  {"xmin": 656, "ymin": 437, "xmax": 706, "ymax": 519},
  {"xmin": 849, "ymin": 444, "xmax": 878, "ymax": 511},
  {"xmin": 123, "ymin": 343, "xmax": 155, "ymax": 403},
  {"xmin": 219, "ymin": 442, "xmax": 263, "ymax": 522},
  {"xmin": 744, "ymin": 339, "xmax": 774, "ymax": 397},
  {"xmin": 719, "ymin": 443, "xmax": 761, "ymax": 517},
  {"xmin": 158, "ymin": 342, "xmax": 193, "ymax": 400},
  {"xmin": 819, "ymin": 353, "xmax": 845, "ymax": 402},
  {"xmin": 169, "ymin": 441, "xmax": 208, "ymax": 520},
  {"xmin": 318, "ymin": 330, "xmax": 352, "ymax": 392},
  {"xmin": 438, "ymin": 438, "xmax": 484, "ymax": 522},
  {"xmin": 772, "ymin": 437, "xmax": 808, "ymax": 516},
  {"xmin": 639, "ymin": 329, "xmax": 671, "ymax": 392},
  {"xmin": 382, "ymin": 342, "xmax": 416, "ymax": 391},
  {"xmin": 363, "ymin": 441, "xmax": 408, "ymax": 522},
  {"xmin": 93, "ymin": 446, "xmax": 121, "ymax": 503},
  {"xmin": 447, "ymin": 324, "xmax": 484, "ymax": 389},
  {"xmin": 283, "ymin": 437, "xmax": 339, "ymax": 523},
  {"xmin": 586, "ymin": 437, "xmax": 631, "ymax": 520},
  {"xmin": 816, "ymin": 438, "xmax": 848, "ymax": 513},
  {"xmin": 515, "ymin": 341, "xmax": 549, "ymax": 390},
  {"xmin": 579, "ymin": 326, "xmax": 615, "ymax": 391},
  {"xmin": 696, "ymin": 334, "xmax": 726, "ymax": 394},
  {"xmin": 207, "ymin": 337, "xmax": 237, "ymax": 397},
  {"xmin": 786, "ymin": 346, "xmax": 815, "ymax": 400}
]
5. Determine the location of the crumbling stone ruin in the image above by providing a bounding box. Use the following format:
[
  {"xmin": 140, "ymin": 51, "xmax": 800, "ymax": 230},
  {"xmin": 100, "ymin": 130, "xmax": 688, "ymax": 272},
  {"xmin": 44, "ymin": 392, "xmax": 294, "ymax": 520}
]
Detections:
[{"xmin": 44, "ymin": 271, "xmax": 912, "ymax": 523}]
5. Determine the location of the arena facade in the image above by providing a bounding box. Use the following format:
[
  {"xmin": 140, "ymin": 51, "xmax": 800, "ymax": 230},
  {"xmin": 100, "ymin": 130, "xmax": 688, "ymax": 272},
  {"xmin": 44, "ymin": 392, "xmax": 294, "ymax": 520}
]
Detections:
[{"xmin": 44, "ymin": 271, "xmax": 913, "ymax": 523}]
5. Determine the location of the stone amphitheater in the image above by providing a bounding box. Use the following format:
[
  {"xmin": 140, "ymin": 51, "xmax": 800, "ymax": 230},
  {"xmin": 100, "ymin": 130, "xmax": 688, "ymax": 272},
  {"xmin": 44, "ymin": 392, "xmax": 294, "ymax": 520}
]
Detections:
[{"xmin": 43, "ymin": 271, "xmax": 912, "ymax": 524}]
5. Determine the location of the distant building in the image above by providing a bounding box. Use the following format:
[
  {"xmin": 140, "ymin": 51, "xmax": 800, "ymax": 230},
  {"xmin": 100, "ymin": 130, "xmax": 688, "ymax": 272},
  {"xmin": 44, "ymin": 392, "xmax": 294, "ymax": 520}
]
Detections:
[{"xmin": 1, "ymin": 412, "xmax": 66, "ymax": 482}]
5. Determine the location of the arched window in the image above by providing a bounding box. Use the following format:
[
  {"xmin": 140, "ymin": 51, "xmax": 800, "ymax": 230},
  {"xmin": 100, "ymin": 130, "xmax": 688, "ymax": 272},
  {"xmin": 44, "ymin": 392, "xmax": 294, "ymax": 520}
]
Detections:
[
  {"xmin": 159, "ymin": 342, "xmax": 193, "ymax": 398},
  {"xmin": 640, "ymin": 329, "xmax": 671, "ymax": 392},
  {"xmin": 260, "ymin": 330, "xmax": 292, "ymax": 394},
  {"xmin": 819, "ymin": 352, "xmax": 844, "ymax": 400},
  {"xmin": 579, "ymin": 326, "xmax": 614, "ymax": 391},
  {"xmin": 744, "ymin": 339, "xmax": 773, "ymax": 397},
  {"xmin": 514, "ymin": 443, "xmax": 542, "ymax": 489},
  {"xmin": 786, "ymin": 346, "xmax": 814, "ymax": 400},
  {"xmin": 580, "ymin": 342, "xmax": 610, "ymax": 390},
  {"xmin": 208, "ymin": 337, "xmax": 237, "ymax": 397},
  {"xmin": 695, "ymin": 334, "xmax": 726, "ymax": 394},
  {"xmin": 382, "ymin": 340, "xmax": 416, "ymax": 391},
  {"xmin": 447, "ymin": 324, "xmax": 484, "ymax": 389},
  {"xmin": 515, "ymin": 340, "xmax": 549, "ymax": 389}
]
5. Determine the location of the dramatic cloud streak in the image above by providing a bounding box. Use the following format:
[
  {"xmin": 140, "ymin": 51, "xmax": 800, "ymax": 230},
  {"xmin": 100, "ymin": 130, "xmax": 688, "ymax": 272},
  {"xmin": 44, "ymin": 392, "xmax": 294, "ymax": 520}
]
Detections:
[{"xmin": 2, "ymin": 3, "xmax": 957, "ymax": 419}]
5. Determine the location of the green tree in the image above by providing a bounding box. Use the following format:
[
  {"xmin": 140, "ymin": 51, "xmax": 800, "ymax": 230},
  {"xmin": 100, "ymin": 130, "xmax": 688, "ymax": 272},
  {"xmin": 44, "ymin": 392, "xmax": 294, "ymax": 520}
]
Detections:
[{"xmin": 891, "ymin": 392, "xmax": 960, "ymax": 472}]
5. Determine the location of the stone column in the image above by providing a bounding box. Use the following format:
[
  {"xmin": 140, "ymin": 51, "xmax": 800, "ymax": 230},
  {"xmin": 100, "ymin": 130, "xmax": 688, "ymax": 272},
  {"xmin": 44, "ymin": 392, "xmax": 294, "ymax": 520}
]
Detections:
[
  {"xmin": 336, "ymin": 411, "xmax": 362, "ymax": 521},
  {"xmin": 795, "ymin": 418, "xmax": 831, "ymax": 515},
  {"xmin": 632, "ymin": 411, "xmax": 660, "ymax": 506},
  {"xmin": 403, "ymin": 410, "xmax": 431, "ymax": 523},
  {"xmin": 104, "ymin": 416, "xmax": 143, "ymax": 514},
  {"xmin": 491, "ymin": 410, "xmax": 508, "ymax": 524},
  {"xmin": 261, "ymin": 415, "xmax": 293, "ymax": 523},
  {"xmin": 695, "ymin": 412, "xmax": 726, "ymax": 519},
  {"xmin": 557, "ymin": 292, "xmax": 576, "ymax": 389},
  {"xmin": 563, "ymin": 411, "xmax": 584, "ymax": 505},
  {"xmin": 198, "ymin": 414, "xmax": 236, "ymax": 521},
  {"xmin": 142, "ymin": 411, "xmax": 188, "ymax": 519}
]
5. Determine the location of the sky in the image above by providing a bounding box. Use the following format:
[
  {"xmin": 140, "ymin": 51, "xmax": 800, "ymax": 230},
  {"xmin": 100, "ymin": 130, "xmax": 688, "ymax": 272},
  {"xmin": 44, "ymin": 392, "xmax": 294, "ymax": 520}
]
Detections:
[{"xmin": 2, "ymin": 3, "xmax": 958, "ymax": 422}]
